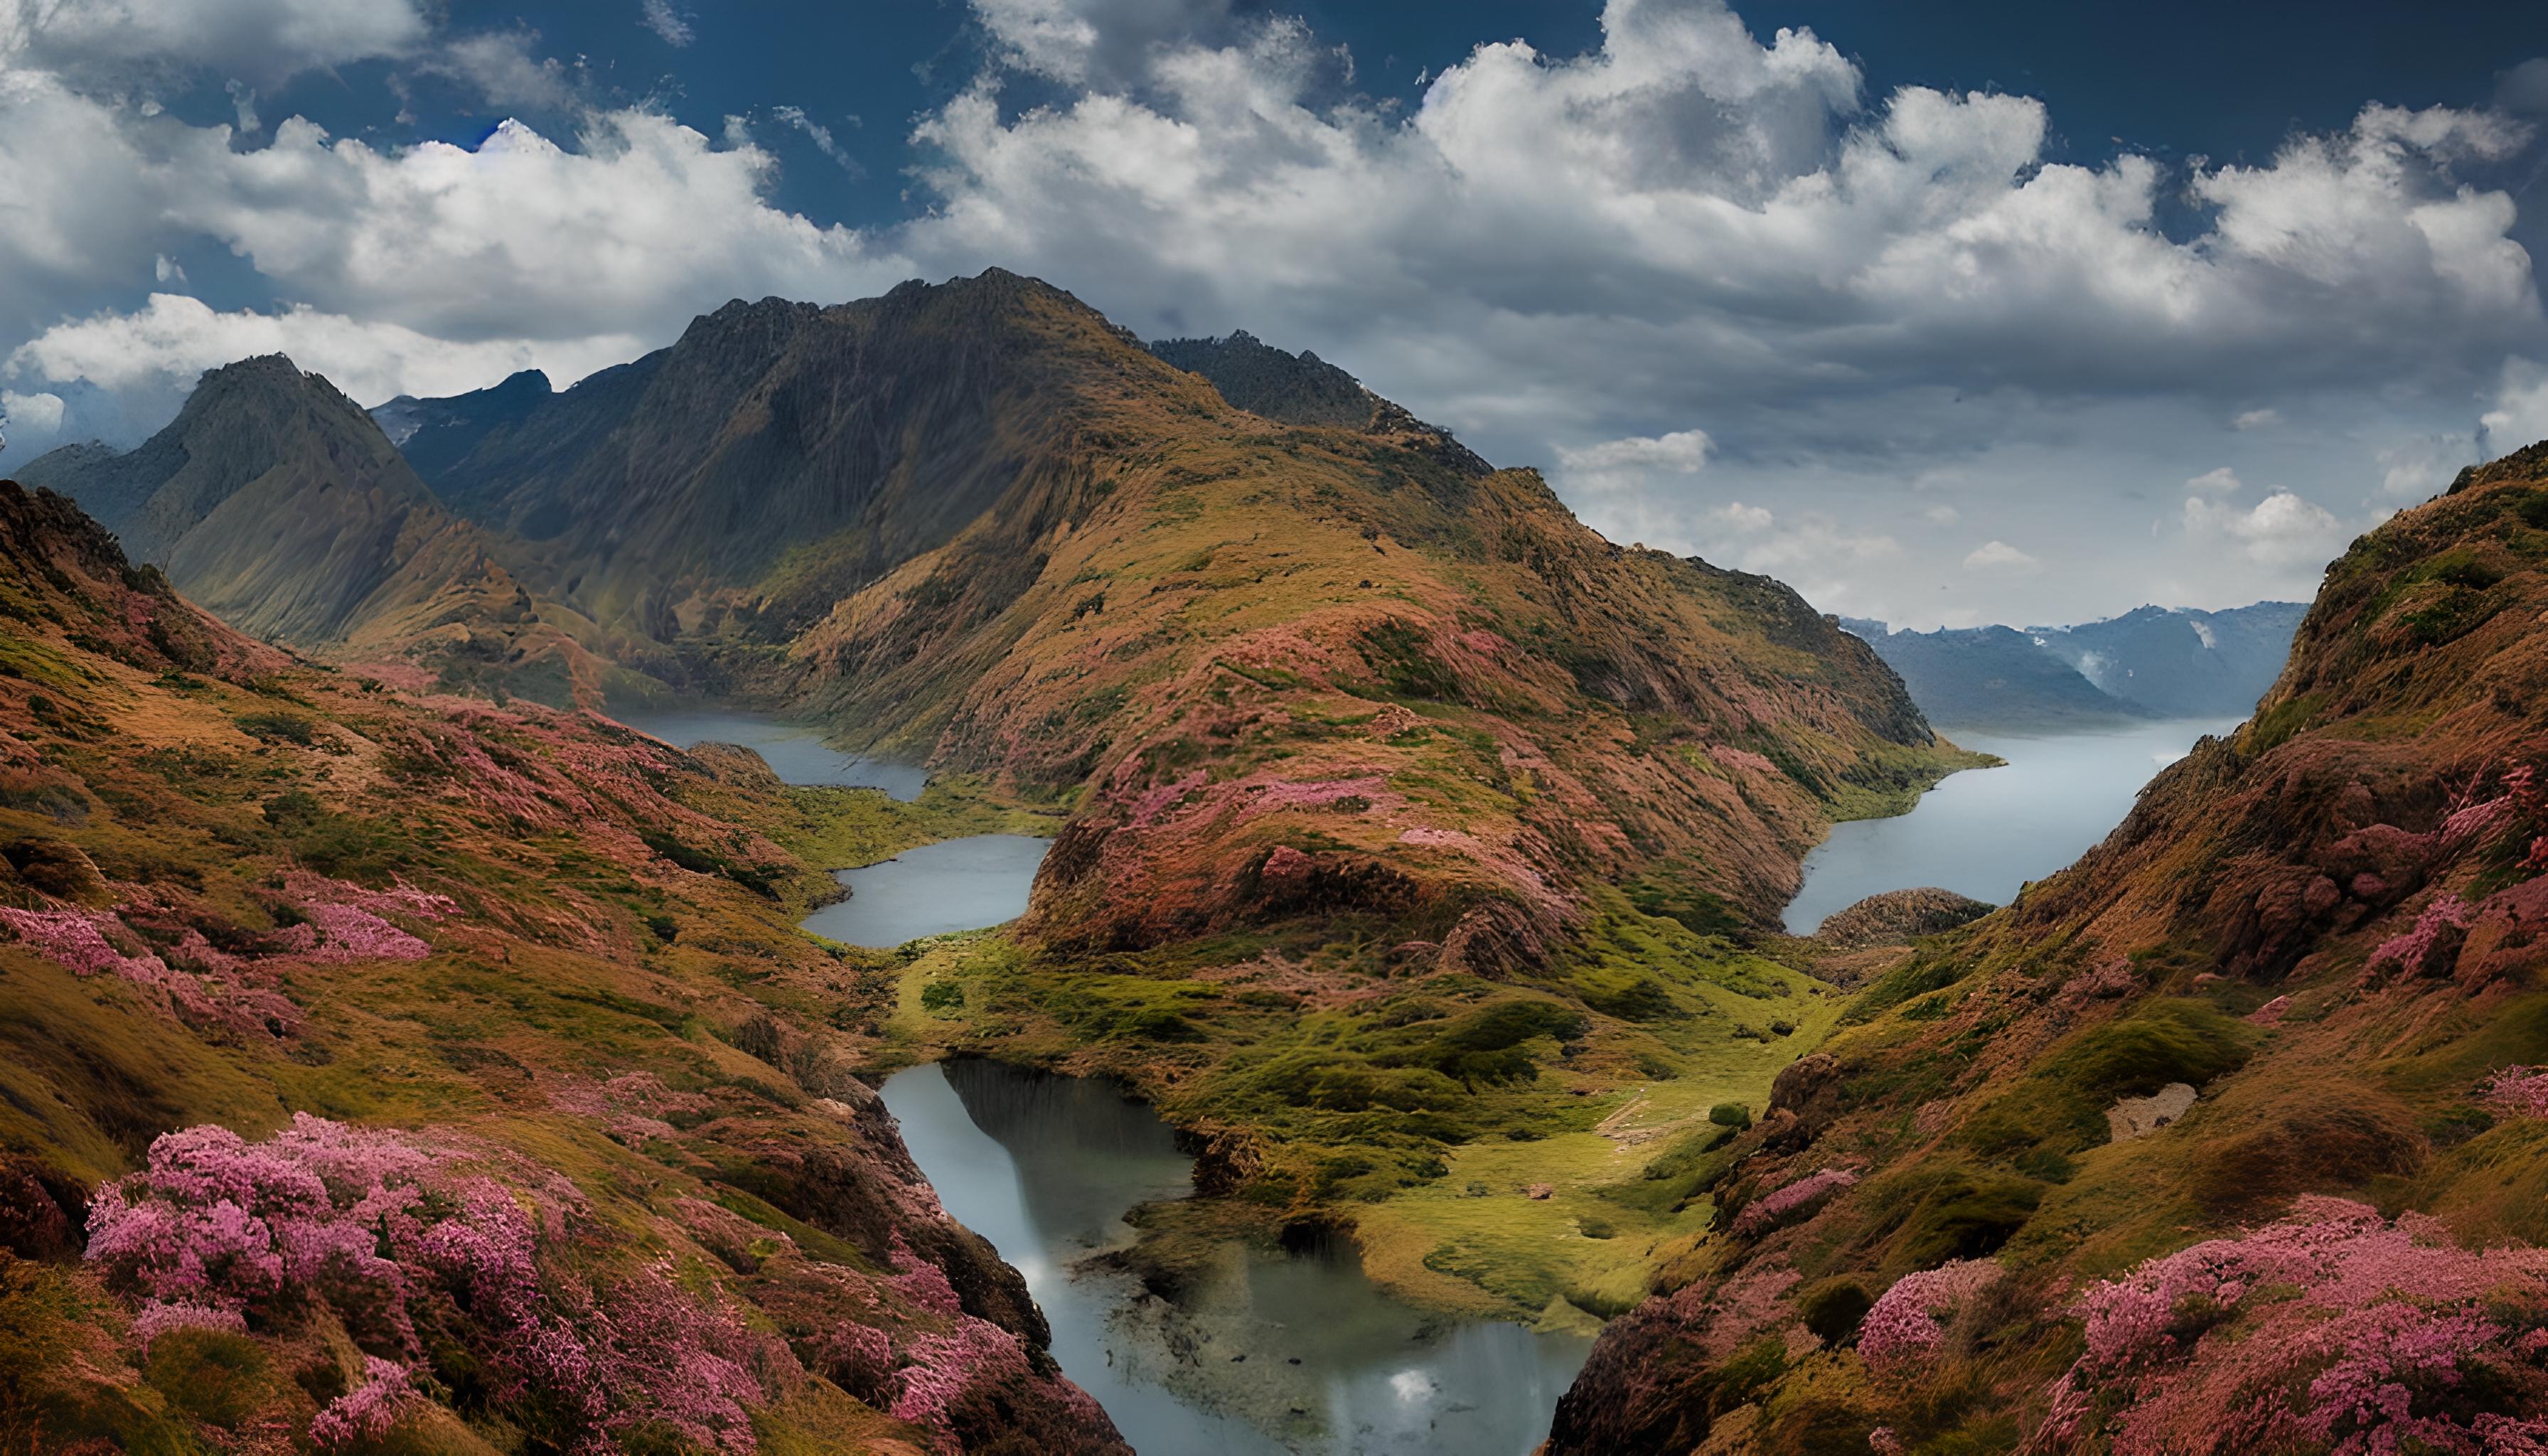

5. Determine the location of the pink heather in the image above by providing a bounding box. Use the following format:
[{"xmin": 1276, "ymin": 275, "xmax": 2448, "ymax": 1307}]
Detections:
[
  {"xmin": 1858, "ymin": 1259, "xmax": 2002, "ymax": 1376},
  {"xmin": 2043, "ymin": 1197, "xmax": 2548, "ymax": 1454},
  {"xmin": 310, "ymin": 1356, "xmax": 419, "ymax": 1450},
  {"xmin": 2486, "ymin": 1066, "xmax": 2548, "ymax": 1119},
  {"xmin": 129, "ymin": 1299, "xmax": 248, "ymax": 1349},
  {"xmin": 2368, "ymin": 894, "xmax": 2471, "ymax": 980},
  {"xmin": 890, "ymin": 1318, "xmax": 1030, "ymax": 1429},
  {"xmin": 1733, "ymin": 1167, "xmax": 1858, "ymax": 1236}
]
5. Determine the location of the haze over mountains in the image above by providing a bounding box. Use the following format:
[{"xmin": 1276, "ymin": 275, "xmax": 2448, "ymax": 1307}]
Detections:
[{"xmin": 1842, "ymin": 602, "xmax": 2308, "ymax": 729}]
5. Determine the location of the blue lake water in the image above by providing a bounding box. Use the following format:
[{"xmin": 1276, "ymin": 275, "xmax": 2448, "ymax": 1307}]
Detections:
[
  {"xmin": 882, "ymin": 1060, "xmax": 1593, "ymax": 1455},
  {"xmin": 800, "ymin": 835, "xmax": 1053, "ymax": 948},
  {"xmin": 608, "ymin": 702, "xmax": 927, "ymax": 801},
  {"xmin": 1783, "ymin": 717, "xmax": 2242, "ymax": 933}
]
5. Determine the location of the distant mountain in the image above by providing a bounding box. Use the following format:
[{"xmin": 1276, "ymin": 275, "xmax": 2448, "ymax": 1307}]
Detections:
[
  {"xmin": 2033, "ymin": 601, "xmax": 2309, "ymax": 717},
  {"xmin": 15, "ymin": 355, "xmax": 496, "ymax": 644},
  {"xmin": 1843, "ymin": 602, "xmax": 2303, "ymax": 728},
  {"xmin": 1838, "ymin": 618, "xmax": 2147, "ymax": 730}
]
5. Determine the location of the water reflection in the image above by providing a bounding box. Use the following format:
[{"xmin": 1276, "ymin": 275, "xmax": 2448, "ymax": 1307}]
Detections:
[{"xmin": 882, "ymin": 1060, "xmax": 1592, "ymax": 1455}]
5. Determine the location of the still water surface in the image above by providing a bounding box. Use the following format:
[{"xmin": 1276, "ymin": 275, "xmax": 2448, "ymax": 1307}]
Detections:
[
  {"xmin": 608, "ymin": 702, "xmax": 928, "ymax": 801},
  {"xmin": 1782, "ymin": 717, "xmax": 2242, "ymax": 933},
  {"xmin": 881, "ymin": 1060, "xmax": 1593, "ymax": 1455},
  {"xmin": 801, "ymin": 835, "xmax": 1051, "ymax": 948}
]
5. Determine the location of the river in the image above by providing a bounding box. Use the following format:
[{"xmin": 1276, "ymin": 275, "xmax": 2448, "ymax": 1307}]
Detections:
[{"xmin": 1783, "ymin": 717, "xmax": 2242, "ymax": 933}]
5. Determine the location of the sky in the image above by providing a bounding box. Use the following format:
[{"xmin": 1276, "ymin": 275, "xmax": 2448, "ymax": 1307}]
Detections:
[{"xmin": 5, "ymin": 1, "xmax": 2548, "ymax": 630}]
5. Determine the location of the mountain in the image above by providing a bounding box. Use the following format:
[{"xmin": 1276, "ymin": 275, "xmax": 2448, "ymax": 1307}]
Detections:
[
  {"xmin": 2036, "ymin": 600, "xmax": 2311, "ymax": 717},
  {"xmin": 1842, "ymin": 602, "xmax": 2306, "ymax": 729},
  {"xmin": 0, "ymin": 479, "xmax": 1123, "ymax": 1452},
  {"xmin": 20, "ymin": 271, "xmax": 1991, "ymax": 1328},
  {"xmin": 1840, "ymin": 619, "xmax": 2148, "ymax": 730},
  {"xmin": 1146, "ymin": 328, "xmax": 1493, "ymax": 473},
  {"xmin": 15, "ymin": 356, "xmax": 498, "ymax": 646},
  {"xmin": 1545, "ymin": 446, "xmax": 2548, "ymax": 1452}
]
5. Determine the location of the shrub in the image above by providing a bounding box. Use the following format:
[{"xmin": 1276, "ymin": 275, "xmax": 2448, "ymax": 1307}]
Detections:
[
  {"xmin": 1710, "ymin": 1103, "xmax": 1753, "ymax": 1130},
  {"xmin": 235, "ymin": 712, "xmax": 316, "ymax": 746}
]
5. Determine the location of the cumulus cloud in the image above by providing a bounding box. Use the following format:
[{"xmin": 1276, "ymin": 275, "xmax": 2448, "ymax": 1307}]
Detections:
[
  {"xmin": 1556, "ymin": 429, "xmax": 1713, "ymax": 490},
  {"xmin": 0, "ymin": 389, "xmax": 65, "ymax": 449},
  {"xmin": 2183, "ymin": 489, "xmax": 2351, "ymax": 568},
  {"xmin": 2232, "ymin": 408, "xmax": 2282, "ymax": 430},
  {"xmin": 2376, "ymin": 433, "xmax": 2477, "ymax": 500},
  {"xmin": 420, "ymin": 29, "xmax": 576, "ymax": 111},
  {"xmin": 1710, "ymin": 500, "xmax": 1774, "ymax": 530},
  {"xmin": 8, "ymin": 293, "xmax": 643, "ymax": 407},
  {"xmin": 2483, "ymin": 357, "xmax": 2548, "ymax": 455},
  {"xmin": 6, "ymin": 0, "xmax": 427, "ymax": 84},
  {"xmin": 2185, "ymin": 466, "xmax": 2243, "ymax": 493},
  {"xmin": 1964, "ymin": 539, "xmax": 2038, "ymax": 571}
]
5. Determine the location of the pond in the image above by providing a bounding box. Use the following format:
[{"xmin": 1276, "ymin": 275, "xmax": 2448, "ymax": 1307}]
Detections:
[
  {"xmin": 799, "ymin": 835, "xmax": 1053, "ymax": 948},
  {"xmin": 881, "ymin": 1059, "xmax": 1594, "ymax": 1455},
  {"xmin": 1783, "ymin": 717, "xmax": 2242, "ymax": 933},
  {"xmin": 608, "ymin": 702, "xmax": 927, "ymax": 801}
]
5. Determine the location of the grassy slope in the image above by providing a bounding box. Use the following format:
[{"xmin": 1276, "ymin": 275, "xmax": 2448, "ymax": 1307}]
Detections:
[
  {"xmin": 1542, "ymin": 446, "xmax": 2548, "ymax": 1452},
  {"xmin": 0, "ymin": 483, "xmax": 1119, "ymax": 1455}
]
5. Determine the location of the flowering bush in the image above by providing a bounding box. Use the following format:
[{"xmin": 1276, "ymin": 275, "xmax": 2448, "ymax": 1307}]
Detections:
[
  {"xmin": 2041, "ymin": 1197, "xmax": 2548, "ymax": 1455},
  {"xmin": 2367, "ymin": 894, "xmax": 2472, "ymax": 980},
  {"xmin": 1858, "ymin": 1259, "xmax": 2002, "ymax": 1376},
  {"xmin": 87, "ymin": 1115, "xmax": 776, "ymax": 1452},
  {"xmin": 1733, "ymin": 1167, "xmax": 1858, "ymax": 1236},
  {"xmin": 2485, "ymin": 1066, "xmax": 2548, "ymax": 1120}
]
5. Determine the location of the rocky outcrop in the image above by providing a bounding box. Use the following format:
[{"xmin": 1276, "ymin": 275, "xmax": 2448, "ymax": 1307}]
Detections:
[{"xmin": 1814, "ymin": 887, "xmax": 1996, "ymax": 948}]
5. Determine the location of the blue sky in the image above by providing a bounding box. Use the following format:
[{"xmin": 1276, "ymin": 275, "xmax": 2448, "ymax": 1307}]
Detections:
[{"xmin": 5, "ymin": 0, "xmax": 2548, "ymax": 628}]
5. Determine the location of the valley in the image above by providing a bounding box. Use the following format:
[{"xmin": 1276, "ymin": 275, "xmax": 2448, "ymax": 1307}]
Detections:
[{"xmin": 1, "ymin": 271, "xmax": 2542, "ymax": 1456}]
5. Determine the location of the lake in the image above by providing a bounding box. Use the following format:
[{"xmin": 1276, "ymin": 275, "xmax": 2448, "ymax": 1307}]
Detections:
[
  {"xmin": 800, "ymin": 835, "xmax": 1053, "ymax": 948},
  {"xmin": 1783, "ymin": 717, "xmax": 2242, "ymax": 933},
  {"xmin": 607, "ymin": 702, "xmax": 928, "ymax": 801},
  {"xmin": 881, "ymin": 1059, "xmax": 1593, "ymax": 1455}
]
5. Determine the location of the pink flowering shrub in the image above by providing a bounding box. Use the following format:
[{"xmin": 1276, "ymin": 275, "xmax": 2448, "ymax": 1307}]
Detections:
[
  {"xmin": 2367, "ymin": 894, "xmax": 2472, "ymax": 981},
  {"xmin": 2485, "ymin": 1066, "xmax": 2548, "ymax": 1119},
  {"xmin": 310, "ymin": 1356, "xmax": 420, "ymax": 1450},
  {"xmin": 889, "ymin": 1239, "xmax": 966, "ymax": 1317},
  {"xmin": 87, "ymin": 1115, "xmax": 774, "ymax": 1452},
  {"xmin": 2041, "ymin": 1197, "xmax": 2548, "ymax": 1455},
  {"xmin": 1733, "ymin": 1167, "xmax": 1858, "ymax": 1236},
  {"xmin": 1858, "ymin": 1259, "xmax": 2002, "ymax": 1376},
  {"xmin": 891, "ymin": 1319, "xmax": 1032, "ymax": 1430},
  {"xmin": 0, "ymin": 906, "xmax": 159, "ymax": 979}
]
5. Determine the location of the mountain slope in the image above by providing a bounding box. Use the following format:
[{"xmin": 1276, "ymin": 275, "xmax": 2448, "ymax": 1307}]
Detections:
[
  {"xmin": 0, "ymin": 481, "xmax": 1122, "ymax": 1454},
  {"xmin": 1544, "ymin": 445, "xmax": 2548, "ymax": 1453},
  {"xmin": 1841, "ymin": 619, "xmax": 2149, "ymax": 730},
  {"xmin": 2036, "ymin": 601, "xmax": 2308, "ymax": 717},
  {"xmin": 17, "ymin": 357, "xmax": 499, "ymax": 646}
]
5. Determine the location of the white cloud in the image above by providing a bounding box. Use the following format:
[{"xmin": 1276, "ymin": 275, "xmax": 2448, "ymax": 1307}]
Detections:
[
  {"xmin": 2483, "ymin": 357, "xmax": 2548, "ymax": 456},
  {"xmin": 422, "ymin": 29, "xmax": 575, "ymax": 111},
  {"xmin": 639, "ymin": 0, "xmax": 694, "ymax": 48},
  {"xmin": 1963, "ymin": 539, "xmax": 2038, "ymax": 571},
  {"xmin": 2232, "ymin": 408, "xmax": 2281, "ymax": 430},
  {"xmin": 1710, "ymin": 500, "xmax": 1774, "ymax": 531},
  {"xmin": 8, "ymin": 293, "xmax": 643, "ymax": 407},
  {"xmin": 1922, "ymin": 503, "xmax": 1959, "ymax": 524},
  {"xmin": 2375, "ymin": 433, "xmax": 2477, "ymax": 500},
  {"xmin": 2183, "ymin": 489, "xmax": 2350, "ymax": 568},
  {"xmin": 9, "ymin": 0, "xmax": 427, "ymax": 84},
  {"xmin": 2185, "ymin": 466, "xmax": 2242, "ymax": 493},
  {"xmin": 1, "ymin": 388, "xmax": 65, "ymax": 444},
  {"xmin": 773, "ymin": 105, "xmax": 858, "ymax": 173},
  {"xmin": 1556, "ymin": 428, "xmax": 1713, "ymax": 493}
]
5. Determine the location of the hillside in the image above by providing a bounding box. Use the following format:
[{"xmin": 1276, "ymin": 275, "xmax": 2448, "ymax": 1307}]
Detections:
[
  {"xmin": 21, "ymin": 271, "xmax": 1993, "ymax": 1325},
  {"xmin": 1545, "ymin": 446, "xmax": 2548, "ymax": 1452},
  {"xmin": 0, "ymin": 481, "xmax": 1121, "ymax": 1454}
]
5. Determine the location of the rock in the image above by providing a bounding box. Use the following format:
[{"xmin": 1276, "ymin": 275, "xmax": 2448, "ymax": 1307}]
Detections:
[
  {"xmin": 1527, "ymin": 1183, "xmax": 1555, "ymax": 1200},
  {"xmin": 2107, "ymin": 1082, "xmax": 2198, "ymax": 1142}
]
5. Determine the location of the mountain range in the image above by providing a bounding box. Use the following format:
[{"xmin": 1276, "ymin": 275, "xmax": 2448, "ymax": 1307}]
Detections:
[
  {"xmin": 6, "ymin": 269, "xmax": 2546, "ymax": 1455},
  {"xmin": 1841, "ymin": 601, "xmax": 2307, "ymax": 730}
]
